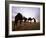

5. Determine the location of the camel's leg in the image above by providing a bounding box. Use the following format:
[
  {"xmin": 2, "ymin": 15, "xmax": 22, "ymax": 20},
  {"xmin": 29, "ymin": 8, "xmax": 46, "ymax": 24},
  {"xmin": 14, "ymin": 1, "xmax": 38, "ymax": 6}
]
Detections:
[
  {"xmin": 13, "ymin": 22, "xmax": 17, "ymax": 31},
  {"xmin": 20, "ymin": 20, "xmax": 22, "ymax": 24},
  {"xmin": 30, "ymin": 21, "xmax": 31, "ymax": 24},
  {"xmin": 24, "ymin": 20, "xmax": 26, "ymax": 23}
]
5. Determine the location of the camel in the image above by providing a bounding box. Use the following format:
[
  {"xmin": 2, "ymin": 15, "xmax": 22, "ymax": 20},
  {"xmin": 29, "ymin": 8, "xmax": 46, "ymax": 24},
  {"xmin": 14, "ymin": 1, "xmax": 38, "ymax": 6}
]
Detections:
[
  {"xmin": 28, "ymin": 17, "xmax": 33, "ymax": 23},
  {"xmin": 14, "ymin": 13, "xmax": 23, "ymax": 26},
  {"xmin": 22, "ymin": 17, "xmax": 27, "ymax": 23},
  {"xmin": 28, "ymin": 17, "xmax": 36, "ymax": 23},
  {"xmin": 32, "ymin": 18, "xmax": 36, "ymax": 22}
]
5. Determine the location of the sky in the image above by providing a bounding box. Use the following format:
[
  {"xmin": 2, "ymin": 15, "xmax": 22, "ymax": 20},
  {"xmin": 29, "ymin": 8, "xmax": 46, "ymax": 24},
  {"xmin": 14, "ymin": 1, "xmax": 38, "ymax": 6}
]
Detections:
[{"xmin": 12, "ymin": 6, "xmax": 40, "ymax": 22}]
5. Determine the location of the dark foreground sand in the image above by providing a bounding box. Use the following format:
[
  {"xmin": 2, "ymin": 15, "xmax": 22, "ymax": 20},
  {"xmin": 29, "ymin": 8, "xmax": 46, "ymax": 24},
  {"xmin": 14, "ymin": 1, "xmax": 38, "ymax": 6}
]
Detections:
[{"xmin": 12, "ymin": 21, "xmax": 40, "ymax": 31}]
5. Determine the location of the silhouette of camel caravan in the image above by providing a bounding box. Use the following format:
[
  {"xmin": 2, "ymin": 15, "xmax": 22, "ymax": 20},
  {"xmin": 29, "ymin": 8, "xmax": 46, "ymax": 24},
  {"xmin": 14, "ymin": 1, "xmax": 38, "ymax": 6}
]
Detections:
[
  {"xmin": 14, "ymin": 13, "xmax": 36, "ymax": 26},
  {"xmin": 28, "ymin": 17, "xmax": 36, "ymax": 23}
]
